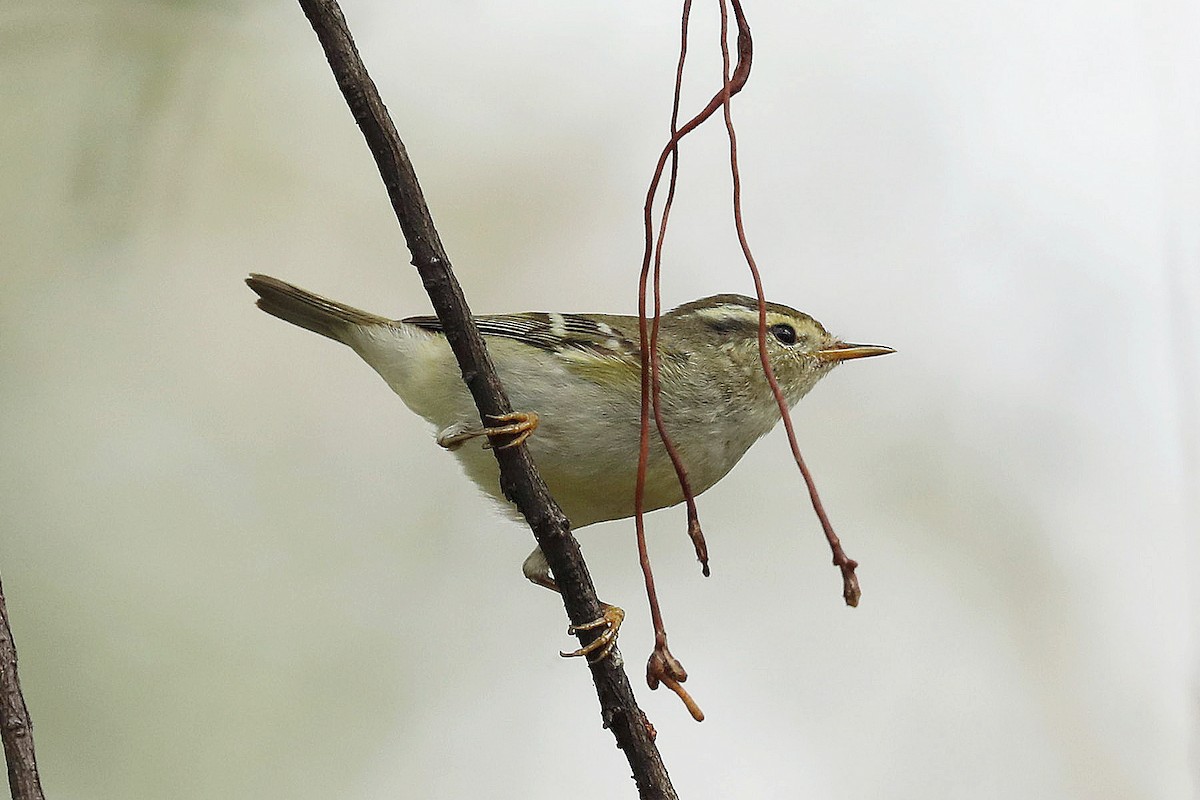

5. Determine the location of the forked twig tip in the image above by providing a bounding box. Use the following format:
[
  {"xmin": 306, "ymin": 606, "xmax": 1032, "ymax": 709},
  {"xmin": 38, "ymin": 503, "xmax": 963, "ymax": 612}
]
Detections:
[
  {"xmin": 646, "ymin": 641, "xmax": 705, "ymax": 722},
  {"xmin": 841, "ymin": 564, "xmax": 861, "ymax": 607}
]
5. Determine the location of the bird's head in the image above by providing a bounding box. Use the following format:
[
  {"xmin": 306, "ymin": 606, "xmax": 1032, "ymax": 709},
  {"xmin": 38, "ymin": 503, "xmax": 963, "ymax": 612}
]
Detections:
[{"xmin": 665, "ymin": 294, "xmax": 894, "ymax": 405}]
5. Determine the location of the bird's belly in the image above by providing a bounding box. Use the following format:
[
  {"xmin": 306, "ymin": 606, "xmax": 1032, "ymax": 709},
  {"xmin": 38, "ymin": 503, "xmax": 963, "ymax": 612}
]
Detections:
[
  {"xmin": 439, "ymin": 400, "xmax": 736, "ymax": 529},
  {"xmin": 371, "ymin": 339, "xmax": 759, "ymax": 529},
  {"xmin": 520, "ymin": 411, "xmax": 748, "ymax": 528}
]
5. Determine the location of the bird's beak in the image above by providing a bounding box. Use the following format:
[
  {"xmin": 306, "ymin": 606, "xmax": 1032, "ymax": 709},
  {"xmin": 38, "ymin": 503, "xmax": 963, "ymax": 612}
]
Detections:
[{"xmin": 816, "ymin": 341, "xmax": 896, "ymax": 362}]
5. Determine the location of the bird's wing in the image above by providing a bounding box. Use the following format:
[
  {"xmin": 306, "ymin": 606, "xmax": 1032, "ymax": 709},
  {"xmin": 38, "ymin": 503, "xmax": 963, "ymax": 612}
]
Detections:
[{"xmin": 402, "ymin": 312, "xmax": 639, "ymax": 361}]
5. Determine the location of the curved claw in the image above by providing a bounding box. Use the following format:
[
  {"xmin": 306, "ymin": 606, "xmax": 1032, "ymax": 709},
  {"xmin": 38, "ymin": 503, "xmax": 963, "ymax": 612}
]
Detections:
[
  {"xmin": 482, "ymin": 411, "xmax": 539, "ymax": 450},
  {"xmin": 436, "ymin": 411, "xmax": 539, "ymax": 451},
  {"xmin": 560, "ymin": 604, "xmax": 625, "ymax": 663}
]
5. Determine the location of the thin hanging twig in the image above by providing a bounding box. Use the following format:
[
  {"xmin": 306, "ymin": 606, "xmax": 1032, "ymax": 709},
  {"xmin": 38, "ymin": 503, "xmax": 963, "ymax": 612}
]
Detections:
[
  {"xmin": 634, "ymin": 0, "xmax": 753, "ymax": 722},
  {"xmin": 637, "ymin": 0, "xmax": 704, "ymax": 722},
  {"xmin": 650, "ymin": 0, "xmax": 705, "ymax": 579},
  {"xmin": 715, "ymin": 0, "xmax": 860, "ymax": 606},
  {"xmin": 633, "ymin": 0, "xmax": 861, "ymax": 724}
]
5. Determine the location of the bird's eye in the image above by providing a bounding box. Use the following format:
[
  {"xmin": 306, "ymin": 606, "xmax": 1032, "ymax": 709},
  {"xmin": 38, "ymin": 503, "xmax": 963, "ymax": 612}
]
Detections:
[{"xmin": 770, "ymin": 323, "xmax": 797, "ymax": 345}]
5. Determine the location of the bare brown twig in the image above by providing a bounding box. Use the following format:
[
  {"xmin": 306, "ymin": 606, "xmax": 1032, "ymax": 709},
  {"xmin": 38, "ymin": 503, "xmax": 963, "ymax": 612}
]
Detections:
[
  {"xmin": 714, "ymin": 0, "xmax": 861, "ymax": 606},
  {"xmin": 648, "ymin": 1, "xmax": 703, "ymax": 577},
  {"xmin": 294, "ymin": 1, "xmax": 677, "ymax": 796},
  {"xmin": 636, "ymin": 4, "xmax": 861, "ymax": 684},
  {"xmin": 635, "ymin": 0, "xmax": 753, "ymax": 722},
  {"xmin": 0, "ymin": 572, "xmax": 45, "ymax": 800}
]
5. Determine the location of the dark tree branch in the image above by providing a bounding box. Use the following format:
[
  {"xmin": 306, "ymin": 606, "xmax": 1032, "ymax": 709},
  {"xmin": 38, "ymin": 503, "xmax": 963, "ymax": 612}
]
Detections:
[
  {"xmin": 0, "ymin": 573, "xmax": 45, "ymax": 800},
  {"xmin": 294, "ymin": 2, "xmax": 677, "ymax": 797}
]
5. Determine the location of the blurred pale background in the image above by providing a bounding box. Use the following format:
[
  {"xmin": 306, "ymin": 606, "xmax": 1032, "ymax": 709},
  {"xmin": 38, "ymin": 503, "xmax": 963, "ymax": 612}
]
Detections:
[{"xmin": 3, "ymin": 1, "xmax": 1197, "ymax": 798}]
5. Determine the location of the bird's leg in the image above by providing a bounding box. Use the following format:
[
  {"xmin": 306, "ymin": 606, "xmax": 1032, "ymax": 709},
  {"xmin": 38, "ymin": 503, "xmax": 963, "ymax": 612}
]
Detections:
[
  {"xmin": 522, "ymin": 547, "xmax": 624, "ymax": 663},
  {"xmin": 436, "ymin": 411, "xmax": 539, "ymax": 451}
]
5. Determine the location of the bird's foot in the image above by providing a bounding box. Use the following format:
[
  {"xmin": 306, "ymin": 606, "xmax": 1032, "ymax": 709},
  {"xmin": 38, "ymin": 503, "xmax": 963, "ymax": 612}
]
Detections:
[
  {"xmin": 436, "ymin": 411, "xmax": 539, "ymax": 451},
  {"xmin": 481, "ymin": 411, "xmax": 539, "ymax": 449},
  {"xmin": 560, "ymin": 604, "xmax": 625, "ymax": 663}
]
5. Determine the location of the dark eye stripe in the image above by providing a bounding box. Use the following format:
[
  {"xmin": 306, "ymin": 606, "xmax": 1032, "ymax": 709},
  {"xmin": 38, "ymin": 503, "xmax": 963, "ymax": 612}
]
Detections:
[{"xmin": 700, "ymin": 316, "xmax": 747, "ymax": 334}]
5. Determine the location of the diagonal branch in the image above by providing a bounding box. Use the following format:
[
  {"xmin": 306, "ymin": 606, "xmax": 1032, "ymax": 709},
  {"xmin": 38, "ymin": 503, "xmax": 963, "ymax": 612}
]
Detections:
[
  {"xmin": 294, "ymin": 1, "xmax": 677, "ymax": 797},
  {"xmin": 0, "ymin": 572, "xmax": 45, "ymax": 800}
]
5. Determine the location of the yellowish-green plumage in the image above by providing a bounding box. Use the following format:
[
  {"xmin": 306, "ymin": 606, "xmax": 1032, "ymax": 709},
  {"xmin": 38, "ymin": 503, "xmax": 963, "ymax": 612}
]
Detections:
[{"xmin": 246, "ymin": 274, "xmax": 892, "ymax": 585}]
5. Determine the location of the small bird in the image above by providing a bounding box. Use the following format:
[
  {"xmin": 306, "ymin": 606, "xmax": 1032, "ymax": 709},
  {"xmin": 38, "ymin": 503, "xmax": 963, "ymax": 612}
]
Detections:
[{"xmin": 247, "ymin": 274, "xmax": 892, "ymax": 656}]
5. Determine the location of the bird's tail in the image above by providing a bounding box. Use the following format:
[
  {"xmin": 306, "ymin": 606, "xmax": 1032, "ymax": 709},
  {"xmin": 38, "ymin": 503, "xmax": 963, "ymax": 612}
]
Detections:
[{"xmin": 246, "ymin": 274, "xmax": 393, "ymax": 344}]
